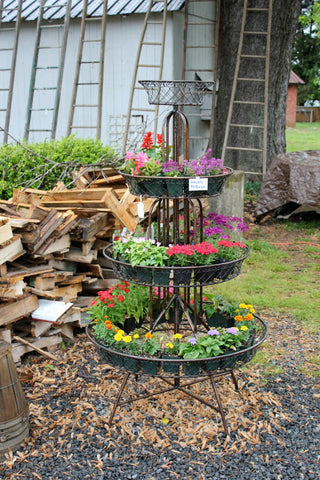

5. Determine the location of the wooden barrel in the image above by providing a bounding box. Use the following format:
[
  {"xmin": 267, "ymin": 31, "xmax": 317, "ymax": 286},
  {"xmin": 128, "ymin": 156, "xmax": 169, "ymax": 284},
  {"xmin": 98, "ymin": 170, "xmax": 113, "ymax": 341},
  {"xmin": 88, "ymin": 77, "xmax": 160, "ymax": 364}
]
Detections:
[{"xmin": 0, "ymin": 340, "xmax": 29, "ymax": 454}]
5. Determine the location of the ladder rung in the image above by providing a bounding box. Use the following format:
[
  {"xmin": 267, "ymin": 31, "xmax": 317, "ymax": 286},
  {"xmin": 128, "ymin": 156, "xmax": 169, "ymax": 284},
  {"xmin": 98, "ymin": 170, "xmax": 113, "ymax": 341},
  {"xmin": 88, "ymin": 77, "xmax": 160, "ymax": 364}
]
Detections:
[
  {"xmin": 0, "ymin": 27, "xmax": 16, "ymax": 32},
  {"xmin": 230, "ymin": 124, "xmax": 264, "ymax": 128},
  {"xmin": 0, "ymin": 68, "xmax": 11, "ymax": 72},
  {"xmin": 226, "ymin": 146, "xmax": 263, "ymax": 152},
  {"xmin": 73, "ymin": 104, "xmax": 98, "ymax": 108},
  {"xmin": 142, "ymin": 42, "xmax": 162, "ymax": 46},
  {"xmin": 237, "ymin": 77, "xmax": 265, "ymax": 82},
  {"xmin": 76, "ymin": 82, "xmax": 99, "ymax": 86},
  {"xmin": 0, "ymin": 48, "xmax": 13, "ymax": 52},
  {"xmin": 247, "ymin": 8, "xmax": 269, "ymax": 11},
  {"xmin": 0, "ymin": 89, "xmax": 9, "ymax": 92},
  {"xmin": 186, "ymin": 45, "xmax": 216, "ymax": 49},
  {"xmin": 131, "ymin": 108, "xmax": 155, "ymax": 112},
  {"xmin": 137, "ymin": 64, "xmax": 160, "ymax": 68},
  {"xmin": 83, "ymin": 39, "xmax": 100, "ymax": 43},
  {"xmin": 244, "ymin": 31, "xmax": 268, "ymax": 35},
  {"xmin": 40, "ymin": 24, "xmax": 64, "ymax": 29},
  {"xmin": 234, "ymin": 100, "xmax": 265, "ymax": 105},
  {"xmin": 70, "ymin": 126, "xmax": 97, "ymax": 129},
  {"xmin": 80, "ymin": 61, "xmax": 100, "ymax": 64},
  {"xmin": 240, "ymin": 54, "xmax": 266, "ymax": 58}
]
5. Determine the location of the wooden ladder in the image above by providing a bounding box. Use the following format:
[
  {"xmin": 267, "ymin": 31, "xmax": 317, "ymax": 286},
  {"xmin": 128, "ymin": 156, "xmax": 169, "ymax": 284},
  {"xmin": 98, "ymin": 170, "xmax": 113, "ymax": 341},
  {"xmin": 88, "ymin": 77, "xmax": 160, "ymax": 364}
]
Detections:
[
  {"xmin": 122, "ymin": 0, "xmax": 168, "ymax": 155},
  {"xmin": 221, "ymin": 0, "xmax": 273, "ymax": 176},
  {"xmin": 24, "ymin": 0, "xmax": 72, "ymax": 141},
  {"xmin": 0, "ymin": 0, "xmax": 22, "ymax": 144},
  {"xmin": 181, "ymin": 0, "xmax": 220, "ymax": 147},
  {"xmin": 67, "ymin": 0, "xmax": 108, "ymax": 139}
]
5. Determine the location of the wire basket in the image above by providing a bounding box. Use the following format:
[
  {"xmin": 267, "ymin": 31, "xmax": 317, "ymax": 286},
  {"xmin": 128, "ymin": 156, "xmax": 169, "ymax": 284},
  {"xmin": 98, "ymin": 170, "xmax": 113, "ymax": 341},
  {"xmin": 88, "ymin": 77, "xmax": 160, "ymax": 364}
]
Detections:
[{"xmin": 139, "ymin": 80, "xmax": 214, "ymax": 106}]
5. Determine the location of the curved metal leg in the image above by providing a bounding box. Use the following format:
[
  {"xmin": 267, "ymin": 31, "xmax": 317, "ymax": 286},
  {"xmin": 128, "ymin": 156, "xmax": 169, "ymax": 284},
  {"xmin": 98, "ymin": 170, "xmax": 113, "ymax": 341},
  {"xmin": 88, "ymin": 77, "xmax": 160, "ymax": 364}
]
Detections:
[
  {"xmin": 209, "ymin": 375, "xmax": 229, "ymax": 435},
  {"xmin": 108, "ymin": 371, "xmax": 131, "ymax": 426}
]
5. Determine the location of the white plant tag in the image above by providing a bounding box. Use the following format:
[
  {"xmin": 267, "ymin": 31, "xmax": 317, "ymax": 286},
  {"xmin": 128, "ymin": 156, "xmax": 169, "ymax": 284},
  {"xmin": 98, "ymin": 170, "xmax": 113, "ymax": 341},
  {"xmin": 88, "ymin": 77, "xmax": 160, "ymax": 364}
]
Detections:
[
  {"xmin": 189, "ymin": 176, "xmax": 208, "ymax": 191},
  {"xmin": 138, "ymin": 196, "xmax": 145, "ymax": 218}
]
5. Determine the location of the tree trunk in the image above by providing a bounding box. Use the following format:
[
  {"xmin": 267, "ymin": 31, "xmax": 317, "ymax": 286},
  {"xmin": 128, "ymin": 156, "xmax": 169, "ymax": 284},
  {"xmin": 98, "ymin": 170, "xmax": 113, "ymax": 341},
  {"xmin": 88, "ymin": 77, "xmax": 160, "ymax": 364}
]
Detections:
[{"xmin": 211, "ymin": 0, "xmax": 301, "ymax": 175}]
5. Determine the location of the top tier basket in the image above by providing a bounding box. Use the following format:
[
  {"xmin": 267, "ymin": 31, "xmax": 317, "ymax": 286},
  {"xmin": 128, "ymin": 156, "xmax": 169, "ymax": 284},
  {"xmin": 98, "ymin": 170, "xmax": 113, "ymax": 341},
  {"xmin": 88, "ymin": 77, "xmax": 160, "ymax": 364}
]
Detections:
[{"xmin": 139, "ymin": 80, "xmax": 214, "ymax": 106}]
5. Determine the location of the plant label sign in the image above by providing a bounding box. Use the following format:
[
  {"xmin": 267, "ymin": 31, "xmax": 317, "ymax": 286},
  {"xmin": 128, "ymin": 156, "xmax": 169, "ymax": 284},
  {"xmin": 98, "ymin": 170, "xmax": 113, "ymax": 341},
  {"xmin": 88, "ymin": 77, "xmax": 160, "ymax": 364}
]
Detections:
[{"xmin": 189, "ymin": 177, "xmax": 208, "ymax": 191}]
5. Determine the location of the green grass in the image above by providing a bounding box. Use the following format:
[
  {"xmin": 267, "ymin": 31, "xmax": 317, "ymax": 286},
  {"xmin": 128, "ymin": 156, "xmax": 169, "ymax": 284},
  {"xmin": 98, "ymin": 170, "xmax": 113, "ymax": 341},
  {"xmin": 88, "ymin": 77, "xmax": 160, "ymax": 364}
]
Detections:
[
  {"xmin": 286, "ymin": 122, "xmax": 320, "ymax": 152},
  {"xmin": 207, "ymin": 238, "xmax": 320, "ymax": 333}
]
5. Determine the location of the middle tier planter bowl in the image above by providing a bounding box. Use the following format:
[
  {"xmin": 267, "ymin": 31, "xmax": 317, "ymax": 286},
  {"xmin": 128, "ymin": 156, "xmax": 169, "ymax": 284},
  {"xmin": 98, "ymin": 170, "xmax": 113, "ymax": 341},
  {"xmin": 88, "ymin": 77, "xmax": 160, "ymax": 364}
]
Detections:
[{"xmin": 121, "ymin": 170, "xmax": 233, "ymax": 199}]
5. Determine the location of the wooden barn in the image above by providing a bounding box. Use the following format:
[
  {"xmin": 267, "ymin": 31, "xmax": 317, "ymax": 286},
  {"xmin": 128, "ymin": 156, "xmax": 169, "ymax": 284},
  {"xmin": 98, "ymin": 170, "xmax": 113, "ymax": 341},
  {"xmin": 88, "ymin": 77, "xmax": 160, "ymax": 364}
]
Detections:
[{"xmin": 0, "ymin": 0, "xmax": 218, "ymax": 157}]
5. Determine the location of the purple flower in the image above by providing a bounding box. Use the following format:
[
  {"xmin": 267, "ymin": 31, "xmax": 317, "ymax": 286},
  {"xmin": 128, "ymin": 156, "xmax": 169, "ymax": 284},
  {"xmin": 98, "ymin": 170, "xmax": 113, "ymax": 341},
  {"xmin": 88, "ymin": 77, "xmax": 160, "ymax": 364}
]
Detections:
[
  {"xmin": 227, "ymin": 327, "xmax": 238, "ymax": 335},
  {"xmin": 208, "ymin": 329, "xmax": 220, "ymax": 336},
  {"xmin": 188, "ymin": 337, "xmax": 197, "ymax": 345}
]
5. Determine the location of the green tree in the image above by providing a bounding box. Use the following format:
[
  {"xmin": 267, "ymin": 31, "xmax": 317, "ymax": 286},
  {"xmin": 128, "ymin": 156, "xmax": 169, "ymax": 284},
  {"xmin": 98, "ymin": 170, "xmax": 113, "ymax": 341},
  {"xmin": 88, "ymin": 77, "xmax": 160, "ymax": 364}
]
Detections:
[{"xmin": 292, "ymin": 0, "xmax": 320, "ymax": 105}]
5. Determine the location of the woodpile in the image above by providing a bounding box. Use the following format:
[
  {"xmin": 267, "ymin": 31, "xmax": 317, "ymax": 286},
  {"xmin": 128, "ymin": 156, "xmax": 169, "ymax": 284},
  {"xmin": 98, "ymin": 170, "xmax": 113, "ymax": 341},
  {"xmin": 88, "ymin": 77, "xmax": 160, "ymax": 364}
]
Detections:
[{"xmin": 0, "ymin": 167, "xmax": 153, "ymax": 362}]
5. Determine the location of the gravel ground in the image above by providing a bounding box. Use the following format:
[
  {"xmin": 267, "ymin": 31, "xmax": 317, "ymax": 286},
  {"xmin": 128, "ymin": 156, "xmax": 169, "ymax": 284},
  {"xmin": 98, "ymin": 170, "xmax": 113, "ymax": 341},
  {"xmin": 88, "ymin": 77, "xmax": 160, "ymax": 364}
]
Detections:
[{"xmin": 1, "ymin": 314, "xmax": 319, "ymax": 480}]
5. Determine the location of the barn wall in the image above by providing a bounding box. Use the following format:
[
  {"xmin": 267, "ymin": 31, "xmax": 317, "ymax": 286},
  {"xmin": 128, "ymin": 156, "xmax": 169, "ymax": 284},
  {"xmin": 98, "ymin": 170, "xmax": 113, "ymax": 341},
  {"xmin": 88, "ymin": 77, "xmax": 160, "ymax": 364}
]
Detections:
[{"xmin": 3, "ymin": 13, "xmax": 177, "ymax": 146}]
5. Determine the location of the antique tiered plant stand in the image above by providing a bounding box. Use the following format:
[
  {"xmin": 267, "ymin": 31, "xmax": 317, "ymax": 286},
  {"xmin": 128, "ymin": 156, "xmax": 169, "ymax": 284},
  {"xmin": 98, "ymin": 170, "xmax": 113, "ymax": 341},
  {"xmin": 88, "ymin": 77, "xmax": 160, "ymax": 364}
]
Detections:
[{"xmin": 87, "ymin": 81, "xmax": 267, "ymax": 434}]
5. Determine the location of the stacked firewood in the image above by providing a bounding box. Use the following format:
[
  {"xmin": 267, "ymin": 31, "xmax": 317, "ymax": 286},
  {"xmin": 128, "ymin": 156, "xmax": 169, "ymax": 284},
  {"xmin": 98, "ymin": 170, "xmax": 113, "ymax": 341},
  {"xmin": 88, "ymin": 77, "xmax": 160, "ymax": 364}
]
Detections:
[{"xmin": 0, "ymin": 167, "xmax": 153, "ymax": 362}]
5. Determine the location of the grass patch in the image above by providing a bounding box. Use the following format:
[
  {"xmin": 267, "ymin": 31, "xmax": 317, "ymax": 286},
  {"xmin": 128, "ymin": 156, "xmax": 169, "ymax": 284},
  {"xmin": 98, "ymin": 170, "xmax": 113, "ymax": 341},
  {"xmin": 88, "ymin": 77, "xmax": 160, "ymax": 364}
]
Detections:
[
  {"xmin": 286, "ymin": 122, "xmax": 320, "ymax": 152},
  {"xmin": 208, "ymin": 238, "xmax": 319, "ymax": 333}
]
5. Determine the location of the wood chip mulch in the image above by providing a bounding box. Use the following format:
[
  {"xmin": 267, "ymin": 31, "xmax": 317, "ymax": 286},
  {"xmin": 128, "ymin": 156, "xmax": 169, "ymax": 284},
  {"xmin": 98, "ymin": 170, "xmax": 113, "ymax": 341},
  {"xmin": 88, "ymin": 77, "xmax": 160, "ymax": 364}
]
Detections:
[{"xmin": 1, "ymin": 312, "xmax": 319, "ymax": 480}]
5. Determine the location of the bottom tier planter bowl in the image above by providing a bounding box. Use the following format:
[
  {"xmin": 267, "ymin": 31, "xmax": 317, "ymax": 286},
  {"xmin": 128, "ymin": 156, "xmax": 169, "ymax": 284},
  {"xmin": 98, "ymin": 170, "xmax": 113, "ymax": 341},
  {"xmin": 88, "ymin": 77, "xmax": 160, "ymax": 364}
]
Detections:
[{"xmin": 86, "ymin": 314, "xmax": 267, "ymax": 377}]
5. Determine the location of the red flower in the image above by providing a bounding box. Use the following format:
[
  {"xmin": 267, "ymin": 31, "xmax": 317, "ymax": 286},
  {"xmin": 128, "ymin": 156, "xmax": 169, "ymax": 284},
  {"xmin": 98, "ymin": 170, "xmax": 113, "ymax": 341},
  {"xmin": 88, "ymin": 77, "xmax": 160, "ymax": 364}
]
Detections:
[
  {"xmin": 156, "ymin": 133, "xmax": 163, "ymax": 147},
  {"xmin": 107, "ymin": 303, "xmax": 115, "ymax": 308},
  {"xmin": 117, "ymin": 294, "xmax": 125, "ymax": 302},
  {"xmin": 141, "ymin": 131, "xmax": 153, "ymax": 150}
]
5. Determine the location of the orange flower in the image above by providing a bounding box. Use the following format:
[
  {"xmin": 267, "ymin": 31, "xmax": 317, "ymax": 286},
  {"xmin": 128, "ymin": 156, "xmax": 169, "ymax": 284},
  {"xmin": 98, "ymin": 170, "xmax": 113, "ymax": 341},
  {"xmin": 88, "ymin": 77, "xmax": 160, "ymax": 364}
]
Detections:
[
  {"xmin": 244, "ymin": 313, "xmax": 254, "ymax": 321},
  {"xmin": 145, "ymin": 332, "xmax": 153, "ymax": 339},
  {"xmin": 234, "ymin": 315, "xmax": 243, "ymax": 322}
]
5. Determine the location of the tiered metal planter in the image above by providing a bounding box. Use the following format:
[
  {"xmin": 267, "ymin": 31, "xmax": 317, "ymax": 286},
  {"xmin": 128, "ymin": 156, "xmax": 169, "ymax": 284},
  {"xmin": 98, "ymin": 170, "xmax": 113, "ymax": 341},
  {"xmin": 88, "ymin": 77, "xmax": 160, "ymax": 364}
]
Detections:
[{"xmin": 87, "ymin": 81, "xmax": 268, "ymax": 434}]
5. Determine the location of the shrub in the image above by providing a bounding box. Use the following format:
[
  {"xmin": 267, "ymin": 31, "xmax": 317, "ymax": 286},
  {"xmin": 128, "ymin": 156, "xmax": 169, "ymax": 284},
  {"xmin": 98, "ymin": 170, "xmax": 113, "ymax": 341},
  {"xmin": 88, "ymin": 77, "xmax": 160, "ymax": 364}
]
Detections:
[{"xmin": 0, "ymin": 135, "xmax": 117, "ymax": 199}]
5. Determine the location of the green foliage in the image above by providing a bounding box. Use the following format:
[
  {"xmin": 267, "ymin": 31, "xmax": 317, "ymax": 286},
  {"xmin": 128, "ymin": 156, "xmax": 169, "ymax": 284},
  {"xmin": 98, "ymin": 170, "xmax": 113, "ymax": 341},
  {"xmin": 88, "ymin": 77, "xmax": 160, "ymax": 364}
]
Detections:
[
  {"xmin": 0, "ymin": 136, "xmax": 116, "ymax": 199},
  {"xmin": 244, "ymin": 181, "xmax": 262, "ymax": 201}
]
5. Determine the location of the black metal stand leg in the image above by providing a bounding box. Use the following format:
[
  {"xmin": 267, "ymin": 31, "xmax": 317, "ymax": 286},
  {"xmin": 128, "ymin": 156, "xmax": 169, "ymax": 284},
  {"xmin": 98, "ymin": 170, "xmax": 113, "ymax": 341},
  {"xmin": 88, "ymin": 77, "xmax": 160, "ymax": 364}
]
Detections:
[
  {"xmin": 209, "ymin": 375, "xmax": 229, "ymax": 435},
  {"xmin": 108, "ymin": 371, "xmax": 131, "ymax": 426},
  {"xmin": 231, "ymin": 370, "xmax": 239, "ymax": 391}
]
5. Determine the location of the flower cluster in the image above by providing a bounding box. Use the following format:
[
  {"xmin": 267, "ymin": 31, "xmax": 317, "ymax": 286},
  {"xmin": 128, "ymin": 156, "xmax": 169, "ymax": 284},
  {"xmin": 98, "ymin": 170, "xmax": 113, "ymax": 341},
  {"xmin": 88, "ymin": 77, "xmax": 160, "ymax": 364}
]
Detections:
[
  {"xmin": 122, "ymin": 132, "xmax": 164, "ymax": 176},
  {"xmin": 166, "ymin": 241, "xmax": 219, "ymax": 266},
  {"xmin": 191, "ymin": 211, "xmax": 249, "ymax": 242},
  {"xmin": 121, "ymin": 133, "xmax": 228, "ymax": 177},
  {"xmin": 87, "ymin": 281, "xmax": 150, "ymax": 328},
  {"xmin": 183, "ymin": 150, "xmax": 227, "ymax": 176}
]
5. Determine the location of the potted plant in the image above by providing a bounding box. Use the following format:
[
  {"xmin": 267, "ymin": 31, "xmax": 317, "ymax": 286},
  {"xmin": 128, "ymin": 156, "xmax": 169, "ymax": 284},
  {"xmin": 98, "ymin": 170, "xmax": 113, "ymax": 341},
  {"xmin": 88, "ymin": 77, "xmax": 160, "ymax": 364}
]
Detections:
[
  {"xmin": 87, "ymin": 281, "xmax": 150, "ymax": 333},
  {"xmin": 87, "ymin": 292, "xmax": 262, "ymax": 376},
  {"xmin": 119, "ymin": 132, "xmax": 232, "ymax": 198}
]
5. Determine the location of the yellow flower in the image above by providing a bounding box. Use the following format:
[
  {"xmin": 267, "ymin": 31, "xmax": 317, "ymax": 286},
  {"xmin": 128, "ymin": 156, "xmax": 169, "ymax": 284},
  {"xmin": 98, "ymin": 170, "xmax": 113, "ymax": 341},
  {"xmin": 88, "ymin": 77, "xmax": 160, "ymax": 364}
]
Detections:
[
  {"xmin": 234, "ymin": 327, "xmax": 239, "ymax": 331},
  {"xmin": 239, "ymin": 303, "xmax": 246, "ymax": 309},
  {"xmin": 166, "ymin": 343, "xmax": 174, "ymax": 349},
  {"xmin": 240, "ymin": 325, "xmax": 248, "ymax": 331},
  {"xmin": 114, "ymin": 332, "xmax": 123, "ymax": 342},
  {"xmin": 247, "ymin": 304, "xmax": 253, "ymax": 309},
  {"xmin": 117, "ymin": 329, "xmax": 125, "ymax": 336},
  {"xmin": 250, "ymin": 308, "xmax": 255, "ymax": 314},
  {"xmin": 234, "ymin": 315, "xmax": 243, "ymax": 322},
  {"xmin": 173, "ymin": 333, "xmax": 182, "ymax": 339},
  {"xmin": 123, "ymin": 335, "xmax": 132, "ymax": 343},
  {"xmin": 133, "ymin": 334, "xmax": 140, "ymax": 339},
  {"xmin": 244, "ymin": 313, "xmax": 254, "ymax": 321}
]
